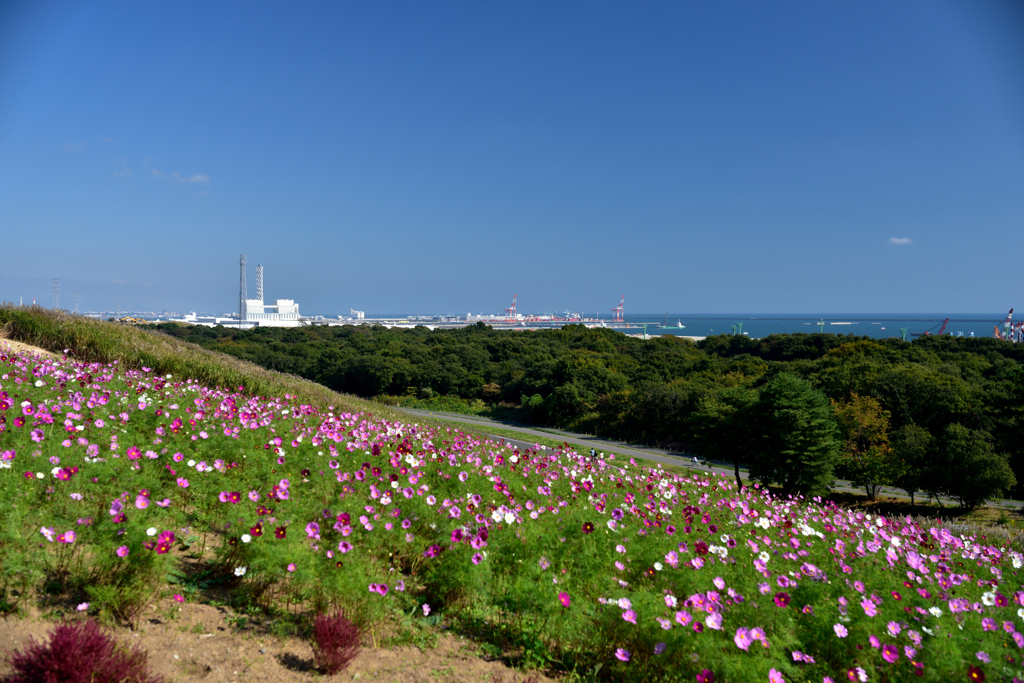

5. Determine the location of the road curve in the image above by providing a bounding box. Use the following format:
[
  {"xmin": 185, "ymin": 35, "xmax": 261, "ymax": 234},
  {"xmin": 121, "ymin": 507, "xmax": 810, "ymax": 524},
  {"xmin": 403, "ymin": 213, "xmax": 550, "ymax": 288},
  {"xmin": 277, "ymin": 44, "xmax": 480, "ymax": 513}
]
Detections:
[{"xmin": 398, "ymin": 407, "xmax": 1023, "ymax": 511}]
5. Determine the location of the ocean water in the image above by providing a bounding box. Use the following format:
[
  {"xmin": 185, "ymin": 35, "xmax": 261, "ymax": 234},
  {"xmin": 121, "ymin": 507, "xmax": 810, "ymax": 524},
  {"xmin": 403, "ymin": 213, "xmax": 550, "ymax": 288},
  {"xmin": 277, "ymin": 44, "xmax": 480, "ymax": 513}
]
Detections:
[
  {"xmin": 336, "ymin": 312, "xmax": 1014, "ymax": 340},
  {"xmin": 609, "ymin": 313, "xmax": 1010, "ymax": 340}
]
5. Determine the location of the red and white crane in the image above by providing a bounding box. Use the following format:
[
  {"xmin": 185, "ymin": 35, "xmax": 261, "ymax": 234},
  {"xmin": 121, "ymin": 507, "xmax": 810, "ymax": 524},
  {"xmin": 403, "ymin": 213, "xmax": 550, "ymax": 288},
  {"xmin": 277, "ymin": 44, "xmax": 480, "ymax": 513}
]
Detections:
[
  {"xmin": 611, "ymin": 295, "xmax": 624, "ymax": 322},
  {"xmin": 504, "ymin": 294, "xmax": 518, "ymax": 322}
]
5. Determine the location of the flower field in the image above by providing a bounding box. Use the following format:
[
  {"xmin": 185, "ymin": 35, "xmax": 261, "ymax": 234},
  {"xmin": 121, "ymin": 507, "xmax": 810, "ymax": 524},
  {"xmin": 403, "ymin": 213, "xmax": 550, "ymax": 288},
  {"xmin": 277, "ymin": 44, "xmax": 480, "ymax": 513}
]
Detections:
[{"xmin": 2, "ymin": 346, "xmax": 1024, "ymax": 682}]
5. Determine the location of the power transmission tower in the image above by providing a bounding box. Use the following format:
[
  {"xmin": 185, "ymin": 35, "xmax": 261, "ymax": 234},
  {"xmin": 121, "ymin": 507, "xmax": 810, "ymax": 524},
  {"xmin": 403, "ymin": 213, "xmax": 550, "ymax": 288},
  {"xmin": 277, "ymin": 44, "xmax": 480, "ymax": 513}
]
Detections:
[
  {"xmin": 256, "ymin": 264, "xmax": 264, "ymax": 301},
  {"xmin": 52, "ymin": 279, "xmax": 61, "ymax": 309},
  {"xmin": 74, "ymin": 290, "xmax": 80, "ymax": 314}
]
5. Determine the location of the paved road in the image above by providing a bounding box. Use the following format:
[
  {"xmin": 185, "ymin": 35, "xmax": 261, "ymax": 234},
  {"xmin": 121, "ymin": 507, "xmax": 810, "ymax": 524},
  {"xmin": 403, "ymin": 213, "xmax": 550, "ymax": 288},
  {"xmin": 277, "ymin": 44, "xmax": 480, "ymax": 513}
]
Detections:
[{"xmin": 400, "ymin": 407, "xmax": 1024, "ymax": 512}]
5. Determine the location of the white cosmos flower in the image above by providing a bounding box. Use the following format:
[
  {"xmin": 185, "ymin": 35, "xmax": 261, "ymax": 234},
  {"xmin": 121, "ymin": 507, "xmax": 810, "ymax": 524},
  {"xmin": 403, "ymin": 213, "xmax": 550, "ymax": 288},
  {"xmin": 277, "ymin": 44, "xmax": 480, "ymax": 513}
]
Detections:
[
  {"xmin": 981, "ymin": 592, "xmax": 996, "ymax": 606},
  {"xmin": 34, "ymin": 380, "xmax": 44, "ymax": 387},
  {"xmin": 234, "ymin": 566, "xmax": 247, "ymax": 577},
  {"xmin": 654, "ymin": 562, "xmax": 663, "ymax": 571},
  {"xmin": 504, "ymin": 512, "xmax": 516, "ymax": 524},
  {"xmin": 241, "ymin": 534, "xmax": 252, "ymax": 543},
  {"xmin": 146, "ymin": 527, "xmax": 157, "ymax": 536},
  {"xmin": 1017, "ymin": 607, "xmax": 1024, "ymax": 621},
  {"xmin": 759, "ymin": 552, "xmax": 770, "ymax": 562},
  {"xmin": 1013, "ymin": 556, "xmax": 1022, "ymax": 569},
  {"xmin": 928, "ymin": 607, "xmax": 943, "ymax": 618}
]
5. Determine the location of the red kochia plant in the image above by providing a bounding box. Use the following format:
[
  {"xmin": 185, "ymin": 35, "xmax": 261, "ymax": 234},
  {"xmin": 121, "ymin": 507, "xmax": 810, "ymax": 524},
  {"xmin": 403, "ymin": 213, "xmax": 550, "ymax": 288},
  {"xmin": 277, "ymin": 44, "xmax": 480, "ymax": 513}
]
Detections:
[
  {"xmin": 3, "ymin": 618, "xmax": 163, "ymax": 683},
  {"xmin": 310, "ymin": 609, "xmax": 361, "ymax": 675}
]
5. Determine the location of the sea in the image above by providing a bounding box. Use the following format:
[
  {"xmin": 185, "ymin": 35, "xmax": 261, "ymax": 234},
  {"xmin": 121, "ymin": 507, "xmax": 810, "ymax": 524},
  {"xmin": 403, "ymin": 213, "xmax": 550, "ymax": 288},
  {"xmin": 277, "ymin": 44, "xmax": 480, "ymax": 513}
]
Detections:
[
  {"xmin": 602, "ymin": 313, "xmax": 1008, "ymax": 340},
  {"xmin": 352, "ymin": 313, "xmax": 1012, "ymax": 340}
]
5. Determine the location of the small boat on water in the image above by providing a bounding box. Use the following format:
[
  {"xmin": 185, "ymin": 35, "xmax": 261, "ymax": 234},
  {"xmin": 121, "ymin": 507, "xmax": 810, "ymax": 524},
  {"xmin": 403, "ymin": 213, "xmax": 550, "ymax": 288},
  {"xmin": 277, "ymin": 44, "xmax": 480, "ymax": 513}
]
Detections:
[{"xmin": 657, "ymin": 313, "xmax": 685, "ymax": 330}]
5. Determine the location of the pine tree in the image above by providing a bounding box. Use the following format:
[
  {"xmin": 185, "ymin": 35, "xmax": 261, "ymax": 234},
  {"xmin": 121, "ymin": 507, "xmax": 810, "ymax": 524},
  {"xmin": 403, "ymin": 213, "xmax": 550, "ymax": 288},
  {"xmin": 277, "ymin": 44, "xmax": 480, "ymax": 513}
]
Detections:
[{"xmin": 747, "ymin": 373, "xmax": 839, "ymax": 497}]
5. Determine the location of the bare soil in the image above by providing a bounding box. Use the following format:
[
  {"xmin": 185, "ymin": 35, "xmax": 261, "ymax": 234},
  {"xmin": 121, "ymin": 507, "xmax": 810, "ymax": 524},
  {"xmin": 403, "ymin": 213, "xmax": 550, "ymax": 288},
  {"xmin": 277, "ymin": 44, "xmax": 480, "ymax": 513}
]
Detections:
[
  {"xmin": 0, "ymin": 601, "xmax": 555, "ymax": 683},
  {"xmin": 0, "ymin": 339, "xmax": 57, "ymax": 359}
]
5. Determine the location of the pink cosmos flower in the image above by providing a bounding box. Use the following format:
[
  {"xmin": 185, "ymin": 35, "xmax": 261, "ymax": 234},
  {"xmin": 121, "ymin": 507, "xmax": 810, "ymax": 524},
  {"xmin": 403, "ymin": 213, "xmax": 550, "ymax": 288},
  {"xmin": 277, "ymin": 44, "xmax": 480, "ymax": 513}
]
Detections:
[
  {"xmin": 768, "ymin": 669, "xmax": 785, "ymax": 683},
  {"xmin": 135, "ymin": 494, "xmax": 149, "ymax": 510},
  {"xmin": 40, "ymin": 526, "xmax": 55, "ymax": 542},
  {"xmin": 287, "ymin": 563, "xmax": 296, "ymax": 572},
  {"xmin": 860, "ymin": 598, "xmax": 877, "ymax": 617},
  {"xmin": 558, "ymin": 592, "xmax": 570, "ymax": 608},
  {"xmin": 977, "ymin": 651, "xmax": 990, "ymax": 663},
  {"xmin": 622, "ymin": 610, "xmax": 637, "ymax": 624},
  {"xmin": 116, "ymin": 545, "xmax": 129, "ymax": 557},
  {"xmin": 833, "ymin": 624, "xmax": 848, "ymax": 638},
  {"xmin": 706, "ymin": 613, "xmax": 723, "ymax": 630},
  {"xmin": 734, "ymin": 628, "xmax": 752, "ymax": 651},
  {"xmin": 676, "ymin": 610, "xmax": 692, "ymax": 626},
  {"xmin": 614, "ymin": 648, "xmax": 630, "ymax": 662},
  {"xmin": 422, "ymin": 604, "xmax": 431, "ymax": 616},
  {"xmin": 173, "ymin": 594, "xmax": 184, "ymax": 603},
  {"xmin": 882, "ymin": 644, "xmax": 898, "ymax": 663},
  {"xmin": 177, "ymin": 478, "xmax": 189, "ymax": 488}
]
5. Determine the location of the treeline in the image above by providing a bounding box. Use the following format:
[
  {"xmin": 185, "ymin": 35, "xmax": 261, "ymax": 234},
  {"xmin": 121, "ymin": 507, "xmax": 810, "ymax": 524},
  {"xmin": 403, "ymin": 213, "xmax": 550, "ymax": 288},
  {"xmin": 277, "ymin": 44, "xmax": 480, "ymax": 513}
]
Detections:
[{"xmin": 148, "ymin": 322, "xmax": 1024, "ymax": 507}]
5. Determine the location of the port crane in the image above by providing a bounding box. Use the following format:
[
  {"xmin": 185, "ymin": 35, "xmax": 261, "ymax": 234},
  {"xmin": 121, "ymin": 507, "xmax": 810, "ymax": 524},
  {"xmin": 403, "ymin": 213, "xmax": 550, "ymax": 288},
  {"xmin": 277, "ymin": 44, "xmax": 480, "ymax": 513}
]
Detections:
[
  {"xmin": 993, "ymin": 308, "xmax": 1017, "ymax": 341},
  {"xmin": 911, "ymin": 317, "xmax": 949, "ymax": 337},
  {"xmin": 611, "ymin": 295, "xmax": 624, "ymax": 322},
  {"xmin": 504, "ymin": 294, "xmax": 518, "ymax": 322}
]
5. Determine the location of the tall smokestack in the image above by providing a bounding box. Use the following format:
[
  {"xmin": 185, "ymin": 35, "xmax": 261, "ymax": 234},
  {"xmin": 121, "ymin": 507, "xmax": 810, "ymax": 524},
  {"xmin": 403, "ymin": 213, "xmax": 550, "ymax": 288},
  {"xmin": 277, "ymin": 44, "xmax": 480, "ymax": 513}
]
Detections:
[
  {"xmin": 256, "ymin": 264, "xmax": 264, "ymax": 301},
  {"xmin": 239, "ymin": 254, "xmax": 247, "ymax": 323}
]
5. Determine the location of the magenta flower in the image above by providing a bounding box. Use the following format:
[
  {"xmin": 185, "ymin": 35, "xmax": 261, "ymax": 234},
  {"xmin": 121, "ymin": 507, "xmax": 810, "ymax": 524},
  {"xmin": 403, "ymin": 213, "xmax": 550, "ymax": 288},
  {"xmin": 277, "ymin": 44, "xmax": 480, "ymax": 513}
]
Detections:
[
  {"xmin": 471, "ymin": 552, "xmax": 484, "ymax": 565},
  {"xmin": 338, "ymin": 541, "xmax": 352, "ymax": 553},
  {"xmin": 622, "ymin": 609, "xmax": 638, "ymax": 625},
  {"xmin": 768, "ymin": 669, "xmax": 785, "ymax": 683},
  {"xmin": 734, "ymin": 627, "xmax": 752, "ymax": 651},
  {"xmin": 134, "ymin": 494, "xmax": 149, "ymax": 510},
  {"xmin": 558, "ymin": 592, "xmax": 570, "ymax": 608},
  {"xmin": 860, "ymin": 598, "xmax": 877, "ymax": 617},
  {"xmin": 774, "ymin": 592, "xmax": 790, "ymax": 608},
  {"xmin": 614, "ymin": 648, "xmax": 630, "ymax": 662},
  {"xmin": 177, "ymin": 477, "xmax": 189, "ymax": 488},
  {"xmin": 305, "ymin": 522, "xmax": 320, "ymax": 540},
  {"xmin": 834, "ymin": 624, "xmax": 848, "ymax": 638},
  {"xmin": 882, "ymin": 644, "xmax": 898, "ymax": 663},
  {"xmin": 173, "ymin": 594, "xmax": 184, "ymax": 603},
  {"xmin": 676, "ymin": 610, "xmax": 692, "ymax": 626},
  {"xmin": 116, "ymin": 545, "xmax": 129, "ymax": 557}
]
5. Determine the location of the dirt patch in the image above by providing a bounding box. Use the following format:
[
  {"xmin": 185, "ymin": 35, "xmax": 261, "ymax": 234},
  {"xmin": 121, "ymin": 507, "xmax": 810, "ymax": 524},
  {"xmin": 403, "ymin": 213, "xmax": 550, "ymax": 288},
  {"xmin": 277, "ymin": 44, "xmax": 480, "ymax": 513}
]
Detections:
[
  {"xmin": 0, "ymin": 338, "xmax": 57, "ymax": 359},
  {"xmin": 0, "ymin": 601, "xmax": 555, "ymax": 683}
]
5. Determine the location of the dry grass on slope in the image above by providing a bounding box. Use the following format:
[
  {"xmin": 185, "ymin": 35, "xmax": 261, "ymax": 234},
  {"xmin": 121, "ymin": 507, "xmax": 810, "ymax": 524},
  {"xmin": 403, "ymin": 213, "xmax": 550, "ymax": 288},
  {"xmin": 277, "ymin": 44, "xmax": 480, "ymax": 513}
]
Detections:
[{"xmin": 0, "ymin": 305, "xmax": 396, "ymax": 420}]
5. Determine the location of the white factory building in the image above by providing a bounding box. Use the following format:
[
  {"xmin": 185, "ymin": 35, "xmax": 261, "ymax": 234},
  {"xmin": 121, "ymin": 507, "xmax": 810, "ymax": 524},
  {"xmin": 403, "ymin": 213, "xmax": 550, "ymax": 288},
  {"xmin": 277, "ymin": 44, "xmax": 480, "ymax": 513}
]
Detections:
[{"xmin": 241, "ymin": 264, "xmax": 302, "ymax": 327}]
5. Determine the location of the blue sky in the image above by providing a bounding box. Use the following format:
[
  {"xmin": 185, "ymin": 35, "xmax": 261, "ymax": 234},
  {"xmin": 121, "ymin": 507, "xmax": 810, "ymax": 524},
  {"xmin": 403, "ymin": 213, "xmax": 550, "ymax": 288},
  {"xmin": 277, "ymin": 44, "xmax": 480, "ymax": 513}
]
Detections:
[{"xmin": 1, "ymin": 1, "xmax": 1022, "ymax": 316}]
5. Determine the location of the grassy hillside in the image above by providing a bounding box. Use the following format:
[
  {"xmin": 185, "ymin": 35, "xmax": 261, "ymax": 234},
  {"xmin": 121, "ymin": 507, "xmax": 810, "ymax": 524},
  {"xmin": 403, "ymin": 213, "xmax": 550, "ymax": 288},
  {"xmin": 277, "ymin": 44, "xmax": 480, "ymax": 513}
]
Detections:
[{"xmin": 0, "ymin": 306, "xmax": 390, "ymax": 419}]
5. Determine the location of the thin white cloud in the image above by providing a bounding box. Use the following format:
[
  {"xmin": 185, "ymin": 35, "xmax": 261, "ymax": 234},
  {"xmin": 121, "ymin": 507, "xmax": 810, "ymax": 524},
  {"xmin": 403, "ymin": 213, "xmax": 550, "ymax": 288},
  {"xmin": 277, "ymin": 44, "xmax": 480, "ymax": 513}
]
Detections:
[
  {"xmin": 889, "ymin": 237, "xmax": 912, "ymax": 245},
  {"xmin": 63, "ymin": 142, "xmax": 87, "ymax": 153},
  {"xmin": 151, "ymin": 169, "xmax": 209, "ymax": 184},
  {"xmin": 113, "ymin": 158, "xmax": 133, "ymax": 179}
]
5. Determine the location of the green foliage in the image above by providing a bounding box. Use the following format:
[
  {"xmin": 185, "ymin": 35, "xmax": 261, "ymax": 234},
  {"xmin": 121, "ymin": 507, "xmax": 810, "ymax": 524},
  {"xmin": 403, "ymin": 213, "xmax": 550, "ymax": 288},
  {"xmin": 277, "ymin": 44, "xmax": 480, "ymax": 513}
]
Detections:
[
  {"xmin": 746, "ymin": 373, "xmax": 839, "ymax": 497},
  {"xmin": 933, "ymin": 423, "xmax": 1016, "ymax": 509}
]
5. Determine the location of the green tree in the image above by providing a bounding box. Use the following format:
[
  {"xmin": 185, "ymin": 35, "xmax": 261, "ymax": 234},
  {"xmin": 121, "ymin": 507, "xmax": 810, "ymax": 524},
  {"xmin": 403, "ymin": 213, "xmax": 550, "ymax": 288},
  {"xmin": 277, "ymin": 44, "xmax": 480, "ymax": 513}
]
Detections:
[
  {"xmin": 832, "ymin": 393, "xmax": 899, "ymax": 500},
  {"xmin": 747, "ymin": 373, "xmax": 839, "ymax": 497},
  {"xmin": 935, "ymin": 423, "xmax": 1016, "ymax": 509},
  {"xmin": 691, "ymin": 385, "xmax": 758, "ymax": 491},
  {"xmin": 890, "ymin": 424, "xmax": 934, "ymax": 507}
]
